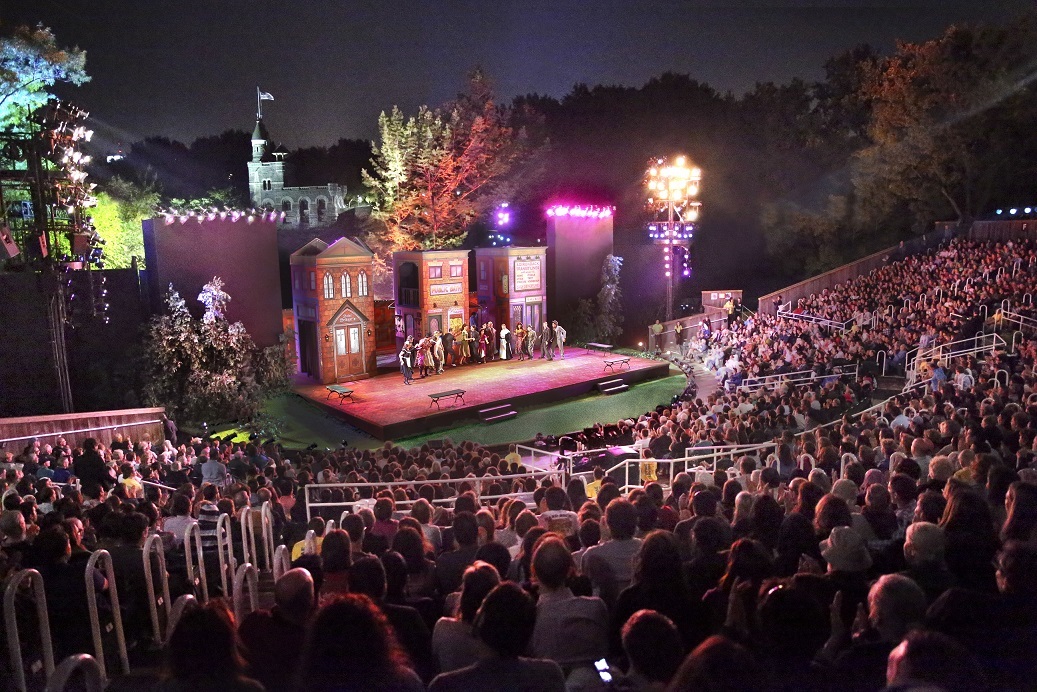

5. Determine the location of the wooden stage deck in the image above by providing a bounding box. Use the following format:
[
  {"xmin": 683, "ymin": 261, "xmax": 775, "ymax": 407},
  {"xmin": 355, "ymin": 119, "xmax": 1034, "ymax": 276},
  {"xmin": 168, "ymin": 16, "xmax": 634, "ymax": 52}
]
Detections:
[{"xmin": 294, "ymin": 347, "xmax": 673, "ymax": 440}]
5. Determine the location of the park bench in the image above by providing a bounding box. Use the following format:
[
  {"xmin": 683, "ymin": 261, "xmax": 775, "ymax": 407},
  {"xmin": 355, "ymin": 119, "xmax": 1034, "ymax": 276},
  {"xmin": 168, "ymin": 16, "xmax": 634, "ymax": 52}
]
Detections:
[
  {"xmin": 429, "ymin": 388, "xmax": 466, "ymax": 409},
  {"xmin": 325, "ymin": 385, "xmax": 354, "ymax": 403},
  {"xmin": 586, "ymin": 342, "xmax": 614, "ymax": 355},
  {"xmin": 603, "ymin": 357, "xmax": 630, "ymax": 373}
]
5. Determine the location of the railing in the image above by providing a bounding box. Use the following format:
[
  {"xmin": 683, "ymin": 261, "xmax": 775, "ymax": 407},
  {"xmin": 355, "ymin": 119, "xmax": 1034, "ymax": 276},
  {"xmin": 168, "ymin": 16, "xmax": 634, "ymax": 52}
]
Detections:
[
  {"xmin": 215, "ymin": 513, "xmax": 236, "ymax": 599},
  {"xmin": 232, "ymin": 563, "xmax": 259, "ymax": 623},
  {"xmin": 999, "ymin": 309, "xmax": 1037, "ymax": 335},
  {"xmin": 142, "ymin": 534, "xmax": 171, "ymax": 645},
  {"xmin": 240, "ymin": 507, "xmax": 259, "ymax": 573},
  {"xmin": 5, "ymin": 569, "xmax": 55, "ymax": 692},
  {"xmin": 164, "ymin": 595, "xmax": 197, "ymax": 647},
  {"xmin": 85, "ymin": 550, "xmax": 129, "ymax": 681},
  {"xmin": 273, "ymin": 545, "xmax": 291, "ymax": 581},
  {"xmin": 303, "ymin": 530, "xmax": 318, "ymax": 555},
  {"xmin": 399, "ymin": 287, "xmax": 419, "ymax": 307},
  {"xmin": 738, "ymin": 364, "xmax": 858, "ymax": 393},
  {"xmin": 45, "ymin": 654, "xmax": 104, "ymax": 692},
  {"xmin": 303, "ymin": 468, "xmax": 558, "ymax": 520},
  {"xmin": 904, "ymin": 333, "xmax": 1006, "ymax": 389},
  {"xmin": 183, "ymin": 521, "xmax": 209, "ymax": 602},
  {"xmin": 260, "ymin": 502, "xmax": 276, "ymax": 573},
  {"xmin": 323, "ymin": 520, "xmax": 336, "ymax": 535},
  {"xmin": 776, "ymin": 306, "xmax": 853, "ymax": 332}
]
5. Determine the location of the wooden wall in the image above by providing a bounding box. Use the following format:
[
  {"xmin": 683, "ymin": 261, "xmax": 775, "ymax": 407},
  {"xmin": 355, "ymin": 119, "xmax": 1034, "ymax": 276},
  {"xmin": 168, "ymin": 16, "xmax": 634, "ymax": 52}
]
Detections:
[{"xmin": 0, "ymin": 407, "xmax": 166, "ymax": 450}]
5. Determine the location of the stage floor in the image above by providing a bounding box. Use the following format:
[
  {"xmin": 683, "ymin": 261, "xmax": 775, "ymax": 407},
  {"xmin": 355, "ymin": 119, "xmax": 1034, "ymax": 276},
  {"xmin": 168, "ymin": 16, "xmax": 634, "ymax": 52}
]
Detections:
[{"xmin": 294, "ymin": 347, "xmax": 673, "ymax": 440}]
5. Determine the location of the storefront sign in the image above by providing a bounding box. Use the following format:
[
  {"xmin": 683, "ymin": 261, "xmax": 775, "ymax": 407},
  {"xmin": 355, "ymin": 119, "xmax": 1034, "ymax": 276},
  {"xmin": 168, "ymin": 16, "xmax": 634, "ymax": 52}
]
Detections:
[{"xmin": 514, "ymin": 259, "xmax": 542, "ymax": 291}]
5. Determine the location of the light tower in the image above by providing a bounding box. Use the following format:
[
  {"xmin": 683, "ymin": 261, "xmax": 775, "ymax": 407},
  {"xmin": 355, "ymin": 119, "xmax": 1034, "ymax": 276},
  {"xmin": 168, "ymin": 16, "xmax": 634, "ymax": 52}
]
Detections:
[{"xmin": 645, "ymin": 155, "xmax": 701, "ymax": 322}]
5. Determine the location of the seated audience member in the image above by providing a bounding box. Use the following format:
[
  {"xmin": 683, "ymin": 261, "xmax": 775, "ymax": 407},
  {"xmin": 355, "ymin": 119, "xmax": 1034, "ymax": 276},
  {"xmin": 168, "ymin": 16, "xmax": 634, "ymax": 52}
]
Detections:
[
  {"xmin": 429, "ymin": 582, "xmax": 566, "ymax": 692},
  {"xmin": 437, "ymin": 511, "xmax": 480, "ymax": 594},
  {"xmin": 317, "ymin": 528, "xmax": 351, "ymax": 598},
  {"xmin": 886, "ymin": 630, "xmax": 985, "ymax": 692},
  {"xmin": 432, "ymin": 561, "xmax": 498, "ymax": 673},
  {"xmin": 538, "ymin": 486, "xmax": 580, "ymax": 538},
  {"xmin": 618, "ymin": 609, "xmax": 684, "ymax": 690},
  {"xmin": 669, "ymin": 635, "xmax": 763, "ymax": 691},
  {"xmin": 290, "ymin": 517, "xmax": 325, "ymax": 560},
  {"xmin": 341, "ymin": 512, "xmax": 371, "ymax": 562},
  {"xmin": 899, "ymin": 521, "xmax": 956, "ymax": 604},
  {"xmin": 35, "ymin": 526, "xmax": 106, "ymax": 661},
  {"xmin": 582, "ymin": 498, "xmax": 642, "ymax": 607},
  {"xmin": 159, "ymin": 600, "xmax": 263, "ymax": 692},
  {"xmin": 349, "ymin": 555, "xmax": 436, "ymax": 683},
  {"xmin": 295, "ymin": 593, "xmax": 425, "ymax": 691},
  {"xmin": 529, "ymin": 536, "xmax": 609, "ymax": 671},
  {"xmin": 238, "ymin": 567, "xmax": 315, "ymax": 692}
]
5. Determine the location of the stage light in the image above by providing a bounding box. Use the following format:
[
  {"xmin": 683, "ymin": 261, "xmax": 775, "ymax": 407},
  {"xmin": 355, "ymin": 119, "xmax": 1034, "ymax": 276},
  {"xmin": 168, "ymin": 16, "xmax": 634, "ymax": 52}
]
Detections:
[
  {"xmin": 1026, "ymin": 208, "xmax": 1032, "ymax": 214},
  {"xmin": 1010, "ymin": 208, "xmax": 1018, "ymax": 214}
]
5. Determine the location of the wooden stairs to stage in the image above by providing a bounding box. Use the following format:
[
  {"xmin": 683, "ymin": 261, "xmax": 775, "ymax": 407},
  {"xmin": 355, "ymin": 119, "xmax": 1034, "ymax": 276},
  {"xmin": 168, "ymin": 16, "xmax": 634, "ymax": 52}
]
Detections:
[
  {"xmin": 597, "ymin": 378, "xmax": 629, "ymax": 395},
  {"xmin": 479, "ymin": 403, "xmax": 517, "ymax": 423}
]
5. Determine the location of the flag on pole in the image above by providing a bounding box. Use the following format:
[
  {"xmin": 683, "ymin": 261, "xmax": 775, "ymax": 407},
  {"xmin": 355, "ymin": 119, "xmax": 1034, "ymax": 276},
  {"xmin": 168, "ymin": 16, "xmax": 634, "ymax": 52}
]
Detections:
[{"xmin": 258, "ymin": 90, "xmax": 274, "ymax": 101}]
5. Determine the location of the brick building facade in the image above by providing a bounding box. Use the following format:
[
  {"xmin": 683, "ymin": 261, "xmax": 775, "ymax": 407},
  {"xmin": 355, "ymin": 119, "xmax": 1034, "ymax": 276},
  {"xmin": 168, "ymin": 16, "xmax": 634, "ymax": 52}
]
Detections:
[
  {"xmin": 474, "ymin": 246, "xmax": 548, "ymax": 331},
  {"xmin": 290, "ymin": 237, "xmax": 376, "ymax": 383},
  {"xmin": 392, "ymin": 249, "xmax": 471, "ymax": 343}
]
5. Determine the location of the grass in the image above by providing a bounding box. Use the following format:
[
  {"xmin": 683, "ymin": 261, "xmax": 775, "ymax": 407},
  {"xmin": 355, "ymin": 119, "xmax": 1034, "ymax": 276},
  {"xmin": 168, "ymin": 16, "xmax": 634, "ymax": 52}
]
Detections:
[{"xmin": 212, "ymin": 373, "xmax": 686, "ymax": 451}]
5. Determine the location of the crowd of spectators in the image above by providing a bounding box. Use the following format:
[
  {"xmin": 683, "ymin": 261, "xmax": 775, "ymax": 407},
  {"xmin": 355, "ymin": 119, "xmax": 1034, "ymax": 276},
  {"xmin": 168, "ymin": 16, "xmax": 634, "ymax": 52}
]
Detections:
[{"xmin": 2, "ymin": 237, "xmax": 1037, "ymax": 691}]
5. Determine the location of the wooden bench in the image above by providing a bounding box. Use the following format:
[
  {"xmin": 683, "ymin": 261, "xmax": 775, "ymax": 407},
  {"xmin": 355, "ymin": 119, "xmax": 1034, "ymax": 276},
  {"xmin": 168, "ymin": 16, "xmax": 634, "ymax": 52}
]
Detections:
[
  {"xmin": 586, "ymin": 342, "xmax": 614, "ymax": 355},
  {"xmin": 429, "ymin": 389, "xmax": 466, "ymax": 409},
  {"xmin": 603, "ymin": 357, "xmax": 630, "ymax": 373},
  {"xmin": 325, "ymin": 385, "xmax": 354, "ymax": 403}
]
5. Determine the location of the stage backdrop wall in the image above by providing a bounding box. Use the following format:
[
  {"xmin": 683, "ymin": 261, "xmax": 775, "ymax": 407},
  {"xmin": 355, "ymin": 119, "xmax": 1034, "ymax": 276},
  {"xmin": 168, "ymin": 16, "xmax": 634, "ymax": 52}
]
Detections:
[
  {"xmin": 143, "ymin": 215, "xmax": 283, "ymax": 346},
  {"xmin": 546, "ymin": 216, "xmax": 613, "ymax": 316}
]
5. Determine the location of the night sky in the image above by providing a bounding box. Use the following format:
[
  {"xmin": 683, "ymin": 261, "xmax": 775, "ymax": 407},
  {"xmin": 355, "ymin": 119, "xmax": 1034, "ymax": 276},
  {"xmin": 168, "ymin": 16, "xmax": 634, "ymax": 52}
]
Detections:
[{"xmin": 7, "ymin": 1, "xmax": 1031, "ymax": 151}]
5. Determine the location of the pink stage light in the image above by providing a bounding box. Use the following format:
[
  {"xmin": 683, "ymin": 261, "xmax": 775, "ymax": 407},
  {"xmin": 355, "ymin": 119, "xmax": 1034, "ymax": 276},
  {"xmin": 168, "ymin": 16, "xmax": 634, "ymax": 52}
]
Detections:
[{"xmin": 545, "ymin": 204, "xmax": 615, "ymax": 219}]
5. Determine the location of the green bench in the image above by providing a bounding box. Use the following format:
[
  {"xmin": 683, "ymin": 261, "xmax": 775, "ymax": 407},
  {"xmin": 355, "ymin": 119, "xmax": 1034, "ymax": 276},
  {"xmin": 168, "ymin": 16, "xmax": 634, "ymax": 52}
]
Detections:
[
  {"xmin": 325, "ymin": 385, "xmax": 354, "ymax": 403},
  {"xmin": 429, "ymin": 389, "xmax": 466, "ymax": 409}
]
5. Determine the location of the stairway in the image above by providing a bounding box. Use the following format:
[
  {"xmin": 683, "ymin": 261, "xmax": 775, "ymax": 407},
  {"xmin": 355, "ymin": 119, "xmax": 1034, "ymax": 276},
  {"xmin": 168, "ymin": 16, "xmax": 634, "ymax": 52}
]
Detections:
[
  {"xmin": 479, "ymin": 403, "xmax": 517, "ymax": 423},
  {"xmin": 597, "ymin": 378, "xmax": 629, "ymax": 395}
]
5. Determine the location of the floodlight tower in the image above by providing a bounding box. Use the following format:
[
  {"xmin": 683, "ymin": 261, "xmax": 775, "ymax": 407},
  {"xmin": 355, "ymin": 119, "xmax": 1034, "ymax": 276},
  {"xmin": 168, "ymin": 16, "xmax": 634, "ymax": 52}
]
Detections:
[{"xmin": 645, "ymin": 156, "xmax": 701, "ymax": 322}]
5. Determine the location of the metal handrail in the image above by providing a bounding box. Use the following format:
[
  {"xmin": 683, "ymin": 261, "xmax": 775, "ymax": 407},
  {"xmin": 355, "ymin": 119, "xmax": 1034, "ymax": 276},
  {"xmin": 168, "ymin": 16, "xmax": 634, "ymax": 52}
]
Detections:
[
  {"xmin": 85, "ymin": 550, "xmax": 129, "ymax": 681},
  {"xmin": 4, "ymin": 569, "xmax": 55, "ymax": 692},
  {"xmin": 183, "ymin": 521, "xmax": 209, "ymax": 602},
  {"xmin": 0, "ymin": 417, "xmax": 164, "ymax": 446},
  {"xmin": 216, "ymin": 513, "xmax": 236, "ymax": 599},
  {"xmin": 273, "ymin": 545, "xmax": 291, "ymax": 582},
  {"xmin": 739, "ymin": 364, "xmax": 858, "ymax": 393},
  {"xmin": 304, "ymin": 530, "xmax": 318, "ymax": 555},
  {"xmin": 260, "ymin": 502, "xmax": 276, "ymax": 573},
  {"xmin": 142, "ymin": 534, "xmax": 171, "ymax": 645},
  {"xmin": 163, "ymin": 595, "xmax": 197, "ymax": 647},
  {"xmin": 240, "ymin": 507, "xmax": 259, "ymax": 570},
  {"xmin": 232, "ymin": 563, "xmax": 259, "ymax": 623},
  {"xmin": 45, "ymin": 654, "xmax": 104, "ymax": 692},
  {"xmin": 323, "ymin": 520, "xmax": 336, "ymax": 536}
]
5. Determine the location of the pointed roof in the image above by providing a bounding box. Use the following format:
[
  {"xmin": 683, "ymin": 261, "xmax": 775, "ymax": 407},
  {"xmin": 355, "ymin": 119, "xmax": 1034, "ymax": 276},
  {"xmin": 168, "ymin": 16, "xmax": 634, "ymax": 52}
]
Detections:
[
  {"xmin": 252, "ymin": 118, "xmax": 269, "ymax": 141},
  {"xmin": 325, "ymin": 299, "xmax": 370, "ymax": 326},
  {"xmin": 316, "ymin": 237, "xmax": 374, "ymax": 262},
  {"xmin": 289, "ymin": 238, "xmax": 329, "ymax": 264}
]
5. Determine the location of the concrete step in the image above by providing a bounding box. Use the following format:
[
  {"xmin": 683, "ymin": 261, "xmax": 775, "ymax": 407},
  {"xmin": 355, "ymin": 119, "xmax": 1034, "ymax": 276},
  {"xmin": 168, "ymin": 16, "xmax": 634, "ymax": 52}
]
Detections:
[
  {"xmin": 597, "ymin": 379, "xmax": 624, "ymax": 393},
  {"xmin": 599, "ymin": 383, "xmax": 629, "ymax": 395}
]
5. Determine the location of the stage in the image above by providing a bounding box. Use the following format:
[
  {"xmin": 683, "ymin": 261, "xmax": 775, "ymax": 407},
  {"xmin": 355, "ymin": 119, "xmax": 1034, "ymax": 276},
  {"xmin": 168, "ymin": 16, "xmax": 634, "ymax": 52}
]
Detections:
[{"xmin": 293, "ymin": 347, "xmax": 674, "ymax": 440}]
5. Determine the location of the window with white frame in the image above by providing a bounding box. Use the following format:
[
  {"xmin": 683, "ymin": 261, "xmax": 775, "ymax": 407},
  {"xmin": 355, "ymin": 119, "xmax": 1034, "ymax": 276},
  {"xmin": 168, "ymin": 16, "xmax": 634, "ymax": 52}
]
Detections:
[
  {"xmin": 323, "ymin": 272, "xmax": 334, "ymax": 299},
  {"xmin": 358, "ymin": 270, "xmax": 369, "ymax": 296},
  {"xmin": 341, "ymin": 272, "xmax": 352, "ymax": 297}
]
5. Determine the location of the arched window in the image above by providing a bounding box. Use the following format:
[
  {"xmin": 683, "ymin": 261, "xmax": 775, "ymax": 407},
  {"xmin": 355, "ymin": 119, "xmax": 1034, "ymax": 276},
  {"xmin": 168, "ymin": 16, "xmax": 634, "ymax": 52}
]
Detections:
[
  {"xmin": 341, "ymin": 272, "xmax": 352, "ymax": 297},
  {"xmin": 358, "ymin": 270, "xmax": 369, "ymax": 297},
  {"xmin": 281, "ymin": 199, "xmax": 292, "ymax": 212},
  {"xmin": 317, "ymin": 198, "xmax": 327, "ymax": 223},
  {"xmin": 323, "ymin": 272, "xmax": 334, "ymax": 300},
  {"xmin": 299, "ymin": 199, "xmax": 310, "ymax": 225},
  {"xmin": 262, "ymin": 179, "xmax": 272, "ymax": 191}
]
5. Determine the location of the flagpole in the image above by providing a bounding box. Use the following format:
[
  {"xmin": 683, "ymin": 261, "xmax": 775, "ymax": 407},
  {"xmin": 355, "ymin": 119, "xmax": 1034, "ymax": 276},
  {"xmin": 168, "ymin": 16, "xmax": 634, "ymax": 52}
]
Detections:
[{"xmin": 256, "ymin": 86, "xmax": 261, "ymax": 120}]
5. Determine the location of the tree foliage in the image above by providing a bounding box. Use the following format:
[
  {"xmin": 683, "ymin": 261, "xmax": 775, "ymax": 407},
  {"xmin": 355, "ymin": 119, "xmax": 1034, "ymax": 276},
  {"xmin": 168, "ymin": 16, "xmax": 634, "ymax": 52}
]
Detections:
[
  {"xmin": 364, "ymin": 70, "xmax": 543, "ymax": 252},
  {"xmin": 142, "ymin": 280, "xmax": 290, "ymax": 424},
  {"xmin": 0, "ymin": 22, "xmax": 88, "ymax": 128},
  {"xmin": 89, "ymin": 177, "xmax": 159, "ymax": 268}
]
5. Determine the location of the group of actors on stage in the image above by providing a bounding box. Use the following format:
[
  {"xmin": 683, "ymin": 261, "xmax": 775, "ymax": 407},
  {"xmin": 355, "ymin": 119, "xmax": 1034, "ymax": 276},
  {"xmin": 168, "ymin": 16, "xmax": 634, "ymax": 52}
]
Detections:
[{"xmin": 398, "ymin": 320, "xmax": 568, "ymax": 384}]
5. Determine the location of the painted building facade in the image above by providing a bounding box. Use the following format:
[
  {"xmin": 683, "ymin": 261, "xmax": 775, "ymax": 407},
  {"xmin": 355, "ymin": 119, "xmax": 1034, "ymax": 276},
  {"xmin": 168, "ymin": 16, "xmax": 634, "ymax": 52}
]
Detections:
[
  {"xmin": 248, "ymin": 118, "xmax": 349, "ymax": 227},
  {"xmin": 290, "ymin": 237, "xmax": 376, "ymax": 383},
  {"xmin": 474, "ymin": 246, "xmax": 548, "ymax": 331},
  {"xmin": 392, "ymin": 249, "xmax": 471, "ymax": 342}
]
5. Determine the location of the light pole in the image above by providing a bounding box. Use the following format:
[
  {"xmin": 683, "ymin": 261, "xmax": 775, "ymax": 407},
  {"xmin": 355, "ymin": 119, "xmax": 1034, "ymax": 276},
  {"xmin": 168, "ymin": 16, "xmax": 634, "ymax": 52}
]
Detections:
[{"xmin": 646, "ymin": 156, "xmax": 701, "ymax": 322}]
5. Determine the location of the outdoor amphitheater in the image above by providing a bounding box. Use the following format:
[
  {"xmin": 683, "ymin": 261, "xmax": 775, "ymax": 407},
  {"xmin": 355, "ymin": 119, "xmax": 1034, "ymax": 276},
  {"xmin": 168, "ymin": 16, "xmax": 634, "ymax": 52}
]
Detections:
[{"xmin": 2, "ymin": 218, "xmax": 1036, "ymax": 691}]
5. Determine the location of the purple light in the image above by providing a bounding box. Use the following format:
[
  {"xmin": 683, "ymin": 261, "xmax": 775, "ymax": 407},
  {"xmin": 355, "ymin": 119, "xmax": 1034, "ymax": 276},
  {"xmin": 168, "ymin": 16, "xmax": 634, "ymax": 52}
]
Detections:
[{"xmin": 545, "ymin": 204, "xmax": 615, "ymax": 219}]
